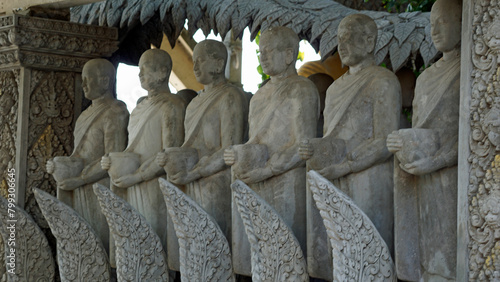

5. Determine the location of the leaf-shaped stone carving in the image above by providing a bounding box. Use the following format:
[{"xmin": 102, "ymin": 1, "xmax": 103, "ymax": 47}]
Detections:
[
  {"xmin": 34, "ymin": 188, "xmax": 111, "ymax": 282},
  {"xmin": 390, "ymin": 41, "xmax": 412, "ymax": 71},
  {"xmin": 394, "ymin": 22, "xmax": 416, "ymax": 46},
  {"xmin": 375, "ymin": 43, "xmax": 390, "ymax": 66},
  {"xmin": 231, "ymin": 180, "xmax": 308, "ymax": 282},
  {"xmin": 158, "ymin": 178, "xmax": 234, "ymax": 282},
  {"xmin": 72, "ymin": 1, "xmax": 433, "ymax": 70},
  {"xmin": 0, "ymin": 196, "xmax": 55, "ymax": 282},
  {"xmin": 320, "ymin": 26, "xmax": 339, "ymax": 58},
  {"xmin": 307, "ymin": 171, "xmax": 396, "ymax": 282},
  {"xmin": 376, "ymin": 30, "xmax": 393, "ymax": 53},
  {"xmin": 419, "ymin": 38, "xmax": 439, "ymax": 66},
  {"xmin": 92, "ymin": 183, "xmax": 169, "ymax": 282}
]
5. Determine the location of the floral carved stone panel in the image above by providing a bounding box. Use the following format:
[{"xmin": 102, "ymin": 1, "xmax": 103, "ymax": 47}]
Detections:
[
  {"xmin": 0, "ymin": 70, "xmax": 18, "ymax": 198},
  {"xmin": 468, "ymin": 2, "xmax": 500, "ymax": 279}
]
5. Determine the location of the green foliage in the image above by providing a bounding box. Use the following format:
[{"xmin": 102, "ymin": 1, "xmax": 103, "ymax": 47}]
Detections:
[
  {"xmin": 255, "ymin": 31, "xmax": 305, "ymax": 88},
  {"xmin": 365, "ymin": 0, "xmax": 435, "ymax": 12}
]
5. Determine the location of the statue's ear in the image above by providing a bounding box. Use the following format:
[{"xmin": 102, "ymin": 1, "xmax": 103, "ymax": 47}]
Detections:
[
  {"xmin": 216, "ymin": 58, "xmax": 225, "ymax": 74},
  {"xmin": 285, "ymin": 48, "xmax": 294, "ymax": 65},
  {"xmin": 366, "ymin": 35, "xmax": 376, "ymax": 53},
  {"xmin": 100, "ymin": 76, "xmax": 110, "ymax": 89}
]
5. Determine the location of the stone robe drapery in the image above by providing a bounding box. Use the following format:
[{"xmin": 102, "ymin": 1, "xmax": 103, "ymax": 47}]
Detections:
[
  {"xmin": 232, "ymin": 75, "xmax": 319, "ymax": 276},
  {"xmin": 60, "ymin": 97, "xmax": 129, "ymax": 252},
  {"xmin": 410, "ymin": 56, "xmax": 460, "ymax": 281},
  {"xmin": 125, "ymin": 93, "xmax": 185, "ymax": 253},
  {"xmin": 308, "ymin": 65, "xmax": 400, "ymax": 280},
  {"xmin": 166, "ymin": 83, "xmax": 248, "ymax": 270}
]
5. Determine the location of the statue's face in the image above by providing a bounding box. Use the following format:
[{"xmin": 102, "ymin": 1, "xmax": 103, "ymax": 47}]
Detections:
[
  {"xmin": 82, "ymin": 65, "xmax": 105, "ymax": 100},
  {"xmin": 259, "ymin": 35, "xmax": 289, "ymax": 76},
  {"xmin": 338, "ymin": 24, "xmax": 370, "ymax": 67},
  {"xmin": 138, "ymin": 54, "xmax": 165, "ymax": 91},
  {"xmin": 192, "ymin": 46, "xmax": 218, "ymax": 85},
  {"xmin": 430, "ymin": 3, "xmax": 461, "ymax": 53}
]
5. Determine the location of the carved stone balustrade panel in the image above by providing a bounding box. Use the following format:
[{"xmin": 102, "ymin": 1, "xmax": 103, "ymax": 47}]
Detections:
[
  {"xmin": 159, "ymin": 178, "xmax": 235, "ymax": 282},
  {"xmin": 307, "ymin": 170, "xmax": 396, "ymax": 282},
  {"xmin": 0, "ymin": 196, "xmax": 55, "ymax": 281},
  {"xmin": 34, "ymin": 188, "xmax": 111, "ymax": 282},
  {"xmin": 231, "ymin": 180, "xmax": 308, "ymax": 282},
  {"xmin": 93, "ymin": 183, "xmax": 169, "ymax": 282}
]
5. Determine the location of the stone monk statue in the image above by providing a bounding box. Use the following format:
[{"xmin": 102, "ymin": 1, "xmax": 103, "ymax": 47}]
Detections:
[
  {"xmin": 299, "ymin": 14, "xmax": 400, "ymax": 277},
  {"xmin": 156, "ymin": 39, "xmax": 247, "ymax": 239},
  {"xmin": 46, "ymin": 58, "xmax": 129, "ymax": 253},
  {"xmin": 386, "ymin": 0, "xmax": 461, "ymax": 280},
  {"xmin": 224, "ymin": 26, "xmax": 320, "ymax": 275},
  {"xmin": 101, "ymin": 49, "xmax": 186, "ymax": 253}
]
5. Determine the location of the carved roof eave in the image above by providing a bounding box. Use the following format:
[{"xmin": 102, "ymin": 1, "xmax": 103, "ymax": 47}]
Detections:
[
  {"xmin": 70, "ymin": 0, "xmax": 440, "ymax": 71},
  {"xmin": 0, "ymin": 14, "xmax": 118, "ymax": 72}
]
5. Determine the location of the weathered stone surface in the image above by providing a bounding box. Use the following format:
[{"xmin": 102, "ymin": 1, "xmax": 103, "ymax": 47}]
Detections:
[
  {"xmin": 460, "ymin": 0, "xmax": 500, "ymax": 279},
  {"xmin": 93, "ymin": 183, "xmax": 169, "ymax": 281},
  {"xmin": 231, "ymin": 180, "xmax": 308, "ymax": 282},
  {"xmin": 0, "ymin": 14, "xmax": 117, "ymax": 71},
  {"xmin": 156, "ymin": 39, "xmax": 248, "ymax": 271},
  {"xmin": 224, "ymin": 26, "xmax": 319, "ymax": 276},
  {"xmin": 159, "ymin": 178, "xmax": 234, "ymax": 282},
  {"xmin": 0, "ymin": 196, "xmax": 55, "ymax": 281},
  {"xmin": 46, "ymin": 59, "xmax": 129, "ymax": 259},
  {"xmin": 307, "ymin": 170, "xmax": 396, "ymax": 281},
  {"xmin": 300, "ymin": 13, "xmax": 400, "ymax": 280},
  {"xmin": 101, "ymin": 49, "xmax": 186, "ymax": 268},
  {"xmin": 34, "ymin": 188, "xmax": 111, "ymax": 282},
  {"xmin": 386, "ymin": 0, "xmax": 461, "ymax": 280}
]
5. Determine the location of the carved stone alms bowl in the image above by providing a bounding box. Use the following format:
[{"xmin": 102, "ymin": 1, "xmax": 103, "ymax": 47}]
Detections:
[
  {"xmin": 162, "ymin": 147, "xmax": 198, "ymax": 178},
  {"xmin": 107, "ymin": 152, "xmax": 140, "ymax": 182},
  {"xmin": 52, "ymin": 156, "xmax": 84, "ymax": 183},
  {"xmin": 395, "ymin": 128, "xmax": 440, "ymax": 166}
]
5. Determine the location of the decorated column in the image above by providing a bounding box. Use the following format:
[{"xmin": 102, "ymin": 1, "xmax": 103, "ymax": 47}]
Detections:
[{"xmin": 0, "ymin": 14, "xmax": 117, "ymax": 231}]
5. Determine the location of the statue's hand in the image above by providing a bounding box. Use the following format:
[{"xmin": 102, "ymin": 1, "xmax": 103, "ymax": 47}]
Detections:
[
  {"xmin": 46, "ymin": 159, "xmax": 55, "ymax": 174},
  {"xmin": 169, "ymin": 169, "xmax": 201, "ymax": 185},
  {"xmin": 318, "ymin": 162, "xmax": 351, "ymax": 180},
  {"xmin": 386, "ymin": 131, "xmax": 403, "ymax": 153},
  {"xmin": 58, "ymin": 177, "xmax": 85, "ymax": 191},
  {"xmin": 400, "ymin": 157, "xmax": 438, "ymax": 176},
  {"xmin": 156, "ymin": 151, "xmax": 167, "ymax": 167},
  {"xmin": 101, "ymin": 155, "xmax": 111, "ymax": 170},
  {"xmin": 113, "ymin": 174, "xmax": 142, "ymax": 188},
  {"xmin": 224, "ymin": 146, "xmax": 236, "ymax": 166},
  {"xmin": 238, "ymin": 167, "xmax": 273, "ymax": 184},
  {"xmin": 299, "ymin": 139, "xmax": 314, "ymax": 160}
]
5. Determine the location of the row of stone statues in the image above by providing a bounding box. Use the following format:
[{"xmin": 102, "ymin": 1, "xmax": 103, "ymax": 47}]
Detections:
[{"xmin": 41, "ymin": 0, "xmax": 460, "ymax": 280}]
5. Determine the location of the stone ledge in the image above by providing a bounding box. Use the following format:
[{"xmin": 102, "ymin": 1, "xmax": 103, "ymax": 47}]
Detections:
[{"xmin": 0, "ymin": 14, "xmax": 118, "ymax": 71}]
